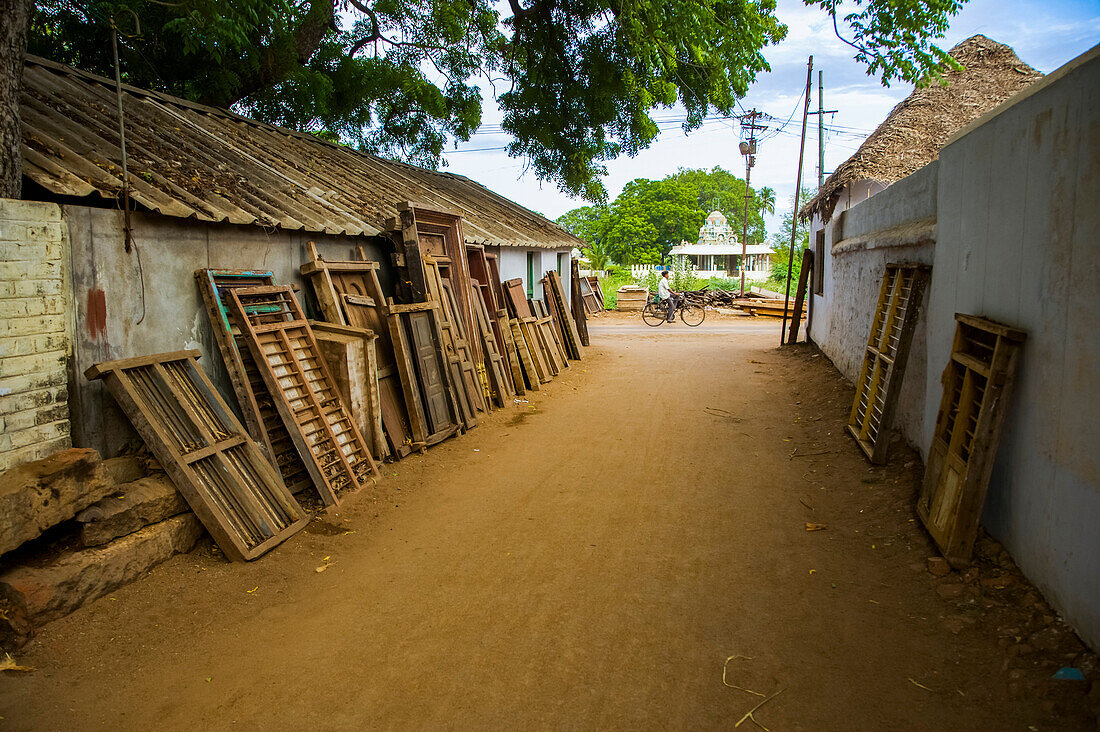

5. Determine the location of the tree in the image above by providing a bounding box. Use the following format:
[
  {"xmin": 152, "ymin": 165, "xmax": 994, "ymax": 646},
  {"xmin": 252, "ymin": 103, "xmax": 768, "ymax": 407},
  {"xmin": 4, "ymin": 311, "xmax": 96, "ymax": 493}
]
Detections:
[
  {"xmin": 755, "ymin": 186, "xmax": 776, "ymax": 217},
  {"xmin": 0, "ymin": 0, "xmax": 31, "ymax": 198},
  {"xmin": 3, "ymin": 0, "xmax": 970, "ymax": 197},
  {"xmin": 556, "ymin": 205, "xmax": 611, "ymax": 269},
  {"xmin": 557, "ymin": 166, "xmax": 766, "ymax": 265},
  {"xmin": 600, "ymin": 177, "xmax": 705, "ymax": 264}
]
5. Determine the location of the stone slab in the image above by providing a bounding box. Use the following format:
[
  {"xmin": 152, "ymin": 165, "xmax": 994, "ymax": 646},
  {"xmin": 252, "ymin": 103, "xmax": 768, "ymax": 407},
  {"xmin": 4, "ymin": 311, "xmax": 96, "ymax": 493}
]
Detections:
[
  {"xmin": 0, "ymin": 448, "xmax": 117, "ymax": 557},
  {"xmin": 77, "ymin": 475, "xmax": 190, "ymax": 547},
  {"xmin": 0, "ymin": 513, "xmax": 203, "ymax": 648}
]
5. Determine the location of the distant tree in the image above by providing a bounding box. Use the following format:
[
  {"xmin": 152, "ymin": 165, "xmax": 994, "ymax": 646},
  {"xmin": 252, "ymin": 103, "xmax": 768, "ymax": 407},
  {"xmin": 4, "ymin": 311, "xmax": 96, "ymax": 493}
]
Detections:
[
  {"xmin": 767, "ymin": 187, "xmax": 814, "ymax": 290},
  {"xmin": 558, "ymin": 166, "xmax": 768, "ymax": 265},
  {"xmin": 556, "ymin": 205, "xmax": 613, "ymax": 269},
  {"xmin": 756, "ymin": 186, "xmax": 776, "ymax": 217},
  {"xmin": 601, "ymin": 177, "xmax": 705, "ymax": 264}
]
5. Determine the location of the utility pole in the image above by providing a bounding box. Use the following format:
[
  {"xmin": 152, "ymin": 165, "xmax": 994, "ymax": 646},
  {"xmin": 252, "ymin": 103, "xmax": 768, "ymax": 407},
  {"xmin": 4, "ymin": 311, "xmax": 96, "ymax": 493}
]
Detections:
[
  {"xmin": 807, "ymin": 70, "xmax": 837, "ymax": 187},
  {"xmin": 737, "ymin": 109, "xmax": 768, "ymax": 296},
  {"xmin": 780, "ymin": 57, "xmax": 814, "ymax": 346}
]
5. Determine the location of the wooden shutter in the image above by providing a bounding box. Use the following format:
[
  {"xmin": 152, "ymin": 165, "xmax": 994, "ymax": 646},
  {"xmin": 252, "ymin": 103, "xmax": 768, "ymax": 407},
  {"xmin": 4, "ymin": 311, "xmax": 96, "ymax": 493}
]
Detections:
[
  {"xmin": 228, "ymin": 286, "xmax": 380, "ymax": 505},
  {"xmin": 86, "ymin": 351, "xmax": 307, "ymax": 561},
  {"xmin": 194, "ymin": 269, "xmax": 313, "ymax": 496},
  {"xmin": 847, "ymin": 264, "xmax": 930, "ymax": 463},
  {"xmin": 918, "ymin": 314, "xmax": 1026, "ymax": 566}
]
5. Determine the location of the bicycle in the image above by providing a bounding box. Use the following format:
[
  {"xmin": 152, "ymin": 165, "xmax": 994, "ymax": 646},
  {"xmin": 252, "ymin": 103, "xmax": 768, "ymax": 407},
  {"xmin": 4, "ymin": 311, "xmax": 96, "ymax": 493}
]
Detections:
[{"xmin": 641, "ymin": 293, "xmax": 706, "ymax": 327}]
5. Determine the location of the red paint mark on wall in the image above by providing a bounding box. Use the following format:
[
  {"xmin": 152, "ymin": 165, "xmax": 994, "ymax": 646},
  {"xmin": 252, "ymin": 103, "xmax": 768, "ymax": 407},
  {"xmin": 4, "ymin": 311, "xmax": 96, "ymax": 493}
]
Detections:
[{"xmin": 86, "ymin": 288, "xmax": 107, "ymax": 340}]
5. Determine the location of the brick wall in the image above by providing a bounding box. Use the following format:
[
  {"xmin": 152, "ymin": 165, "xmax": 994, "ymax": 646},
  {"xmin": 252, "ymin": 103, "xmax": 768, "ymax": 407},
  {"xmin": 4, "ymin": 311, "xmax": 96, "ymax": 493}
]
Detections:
[{"xmin": 0, "ymin": 199, "xmax": 71, "ymax": 471}]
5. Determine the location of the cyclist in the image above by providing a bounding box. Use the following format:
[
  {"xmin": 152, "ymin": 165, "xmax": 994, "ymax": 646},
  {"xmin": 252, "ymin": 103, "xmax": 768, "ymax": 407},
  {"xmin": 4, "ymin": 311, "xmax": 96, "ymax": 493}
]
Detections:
[{"xmin": 658, "ymin": 270, "xmax": 679, "ymax": 322}]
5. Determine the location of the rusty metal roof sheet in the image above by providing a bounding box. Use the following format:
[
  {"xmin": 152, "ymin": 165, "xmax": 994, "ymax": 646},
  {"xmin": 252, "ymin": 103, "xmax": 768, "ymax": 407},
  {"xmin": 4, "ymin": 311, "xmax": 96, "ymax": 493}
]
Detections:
[{"xmin": 21, "ymin": 56, "xmax": 581, "ymax": 250}]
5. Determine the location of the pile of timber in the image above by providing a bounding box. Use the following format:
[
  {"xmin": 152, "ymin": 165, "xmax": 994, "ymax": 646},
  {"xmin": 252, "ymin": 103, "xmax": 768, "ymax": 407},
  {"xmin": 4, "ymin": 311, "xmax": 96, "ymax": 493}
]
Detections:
[
  {"xmin": 616, "ymin": 285, "xmax": 648, "ymax": 311},
  {"xmin": 680, "ymin": 287, "xmax": 799, "ymax": 318},
  {"xmin": 170, "ymin": 202, "xmax": 588, "ymax": 561}
]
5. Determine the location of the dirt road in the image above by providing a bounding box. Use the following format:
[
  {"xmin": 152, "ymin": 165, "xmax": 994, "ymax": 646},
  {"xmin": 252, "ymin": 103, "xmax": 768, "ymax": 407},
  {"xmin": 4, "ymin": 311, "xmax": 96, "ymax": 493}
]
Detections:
[{"xmin": 2, "ymin": 317, "xmax": 1095, "ymax": 729}]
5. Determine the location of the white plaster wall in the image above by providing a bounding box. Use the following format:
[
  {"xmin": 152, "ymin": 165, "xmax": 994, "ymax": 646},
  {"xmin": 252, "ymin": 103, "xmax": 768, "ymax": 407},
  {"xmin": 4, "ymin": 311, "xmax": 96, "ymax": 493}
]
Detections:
[
  {"xmin": 807, "ymin": 178, "xmax": 887, "ymax": 346},
  {"xmin": 811, "ymin": 162, "xmax": 939, "ymax": 452},
  {"xmin": 925, "ymin": 47, "xmax": 1099, "ymax": 650},
  {"xmin": 495, "ymin": 247, "xmax": 572, "ymax": 305}
]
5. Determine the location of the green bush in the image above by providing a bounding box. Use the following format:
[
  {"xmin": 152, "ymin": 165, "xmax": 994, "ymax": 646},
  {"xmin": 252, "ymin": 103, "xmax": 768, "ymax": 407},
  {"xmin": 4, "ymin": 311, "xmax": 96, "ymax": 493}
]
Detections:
[
  {"xmin": 599, "ymin": 269, "xmax": 635, "ymax": 309},
  {"xmin": 701, "ymin": 277, "xmax": 740, "ymax": 291}
]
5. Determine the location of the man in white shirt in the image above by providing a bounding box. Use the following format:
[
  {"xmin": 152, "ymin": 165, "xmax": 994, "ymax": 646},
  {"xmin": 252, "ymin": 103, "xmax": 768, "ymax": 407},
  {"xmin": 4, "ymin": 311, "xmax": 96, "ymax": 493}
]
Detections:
[{"xmin": 657, "ymin": 270, "xmax": 678, "ymax": 322}]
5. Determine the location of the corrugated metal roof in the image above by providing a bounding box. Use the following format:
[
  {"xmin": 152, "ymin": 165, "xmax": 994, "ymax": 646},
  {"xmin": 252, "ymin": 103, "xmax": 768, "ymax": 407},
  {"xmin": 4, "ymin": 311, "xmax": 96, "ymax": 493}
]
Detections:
[{"xmin": 20, "ymin": 56, "xmax": 581, "ymax": 250}]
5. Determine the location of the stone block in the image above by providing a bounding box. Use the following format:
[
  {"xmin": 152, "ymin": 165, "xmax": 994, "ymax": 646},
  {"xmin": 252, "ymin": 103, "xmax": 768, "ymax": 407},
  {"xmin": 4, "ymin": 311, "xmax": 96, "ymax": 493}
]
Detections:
[
  {"xmin": 77, "ymin": 475, "xmax": 190, "ymax": 547},
  {"xmin": 0, "ymin": 448, "xmax": 115, "ymax": 556},
  {"xmin": 101, "ymin": 455, "xmax": 146, "ymax": 485},
  {"xmin": 0, "ymin": 514, "xmax": 203, "ymax": 648}
]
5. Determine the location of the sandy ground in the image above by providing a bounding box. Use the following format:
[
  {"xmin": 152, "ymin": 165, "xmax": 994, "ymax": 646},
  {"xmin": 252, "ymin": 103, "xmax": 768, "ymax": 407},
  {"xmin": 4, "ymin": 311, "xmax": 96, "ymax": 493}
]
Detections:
[{"xmin": 1, "ymin": 317, "xmax": 1096, "ymax": 730}]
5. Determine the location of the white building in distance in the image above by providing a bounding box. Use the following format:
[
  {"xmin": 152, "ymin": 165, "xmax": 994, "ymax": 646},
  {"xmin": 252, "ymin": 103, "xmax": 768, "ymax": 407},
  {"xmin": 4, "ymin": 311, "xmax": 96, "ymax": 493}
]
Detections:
[{"xmin": 668, "ymin": 210, "xmax": 773, "ymax": 280}]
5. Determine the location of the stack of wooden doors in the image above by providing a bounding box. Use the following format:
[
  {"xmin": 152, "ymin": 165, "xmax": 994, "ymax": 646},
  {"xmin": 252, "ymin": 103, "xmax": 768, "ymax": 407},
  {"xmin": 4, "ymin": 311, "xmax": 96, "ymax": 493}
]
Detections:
[{"xmin": 299, "ymin": 243, "xmax": 458, "ymax": 454}]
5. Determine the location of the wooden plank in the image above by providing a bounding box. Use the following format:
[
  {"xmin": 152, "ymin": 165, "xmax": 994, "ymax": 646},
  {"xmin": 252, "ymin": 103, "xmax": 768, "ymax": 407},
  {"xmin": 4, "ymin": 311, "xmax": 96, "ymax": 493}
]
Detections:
[
  {"xmin": 342, "ymin": 295, "xmax": 414, "ymax": 459},
  {"xmin": 229, "ymin": 286, "xmax": 380, "ymax": 505},
  {"xmin": 385, "ymin": 304, "xmax": 434, "ymax": 445},
  {"xmin": 397, "ymin": 207, "xmax": 430, "ymax": 302},
  {"xmin": 499, "ymin": 309, "xmax": 527, "ymax": 396},
  {"xmin": 86, "ymin": 352, "xmax": 307, "ymax": 561},
  {"xmin": 509, "ymin": 319, "xmax": 541, "ymax": 390},
  {"xmin": 312, "ymin": 326, "xmax": 388, "ymax": 461},
  {"xmin": 517, "ymin": 318, "xmax": 551, "ymax": 384},
  {"xmin": 385, "ymin": 301, "xmax": 438, "ymax": 314},
  {"xmin": 570, "ymin": 258, "xmax": 590, "ymax": 347},
  {"xmin": 308, "ymin": 321, "xmax": 388, "ymax": 460},
  {"xmin": 545, "ymin": 270, "xmax": 583, "ymax": 359},
  {"xmin": 422, "ymin": 256, "xmax": 481, "ymax": 427},
  {"xmin": 917, "ymin": 314, "xmax": 1026, "ymax": 567},
  {"xmin": 471, "ymin": 288, "xmax": 509, "ymax": 407},
  {"xmin": 301, "ymin": 241, "xmax": 347, "ymax": 325},
  {"xmin": 533, "ymin": 301, "xmax": 567, "ymax": 373},
  {"xmin": 786, "ymin": 248, "xmax": 813, "ymax": 344},
  {"xmin": 503, "ymin": 278, "xmax": 534, "ymax": 319},
  {"xmin": 475, "ymin": 280, "xmax": 515, "ymax": 397},
  {"xmin": 442, "ymin": 279, "xmax": 488, "ymax": 414}
]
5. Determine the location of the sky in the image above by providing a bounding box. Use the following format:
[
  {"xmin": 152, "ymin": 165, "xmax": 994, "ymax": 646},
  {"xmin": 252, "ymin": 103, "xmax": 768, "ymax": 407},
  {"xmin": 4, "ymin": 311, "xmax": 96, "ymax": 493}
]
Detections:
[{"xmin": 435, "ymin": 0, "xmax": 1100, "ymax": 235}]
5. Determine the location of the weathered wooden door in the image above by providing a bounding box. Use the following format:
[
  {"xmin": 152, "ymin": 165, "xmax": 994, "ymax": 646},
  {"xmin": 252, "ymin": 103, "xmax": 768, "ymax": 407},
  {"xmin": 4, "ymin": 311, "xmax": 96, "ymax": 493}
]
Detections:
[{"xmin": 408, "ymin": 311, "xmax": 452, "ymax": 434}]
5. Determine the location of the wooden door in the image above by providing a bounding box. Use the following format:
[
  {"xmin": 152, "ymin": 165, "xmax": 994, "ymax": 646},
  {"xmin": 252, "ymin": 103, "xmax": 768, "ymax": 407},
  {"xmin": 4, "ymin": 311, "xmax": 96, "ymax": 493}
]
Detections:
[{"xmin": 408, "ymin": 310, "xmax": 453, "ymax": 434}]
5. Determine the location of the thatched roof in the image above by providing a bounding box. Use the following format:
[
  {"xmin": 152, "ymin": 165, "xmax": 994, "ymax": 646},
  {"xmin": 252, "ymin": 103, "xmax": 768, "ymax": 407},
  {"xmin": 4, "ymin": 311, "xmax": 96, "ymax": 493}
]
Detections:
[{"xmin": 800, "ymin": 35, "xmax": 1042, "ymax": 222}]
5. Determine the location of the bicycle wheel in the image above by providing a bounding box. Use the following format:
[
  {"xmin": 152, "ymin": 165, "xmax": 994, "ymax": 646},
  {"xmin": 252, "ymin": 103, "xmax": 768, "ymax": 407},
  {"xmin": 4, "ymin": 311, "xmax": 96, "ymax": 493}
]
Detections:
[
  {"xmin": 641, "ymin": 302, "xmax": 667, "ymax": 326},
  {"xmin": 680, "ymin": 303, "xmax": 706, "ymax": 326}
]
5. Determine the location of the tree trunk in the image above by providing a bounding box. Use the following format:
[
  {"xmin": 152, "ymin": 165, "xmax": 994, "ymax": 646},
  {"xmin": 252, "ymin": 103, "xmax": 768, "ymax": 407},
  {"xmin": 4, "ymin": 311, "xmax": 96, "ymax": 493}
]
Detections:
[{"xmin": 0, "ymin": 0, "xmax": 31, "ymax": 199}]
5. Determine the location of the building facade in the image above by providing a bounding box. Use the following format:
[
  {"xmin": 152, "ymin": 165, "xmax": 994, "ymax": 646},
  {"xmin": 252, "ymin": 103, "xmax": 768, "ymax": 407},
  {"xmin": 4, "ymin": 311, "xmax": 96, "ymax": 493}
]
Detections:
[{"xmin": 668, "ymin": 211, "xmax": 773, "ymax": 280}]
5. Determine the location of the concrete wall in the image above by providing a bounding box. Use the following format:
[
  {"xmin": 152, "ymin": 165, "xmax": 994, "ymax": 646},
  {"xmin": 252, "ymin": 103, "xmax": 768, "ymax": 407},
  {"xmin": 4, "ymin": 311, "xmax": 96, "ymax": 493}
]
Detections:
[
  {"xmin": 925, "ymin": 47, "xmax": 1099, "ymax": 650},
  {"xmin": 812, "ymin": 162, "xmax": 939, "ymax": 450},
  {"xmin": 495, "ymin": 246, "xmax": 572, "ymax": 305},
  {"xmin": 64, "ymin": 206, "xmax": 392, "ymax": 458},
  {"xmin": 0, "ymin": 200, "xmax": 72, "ymax": 471}
]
